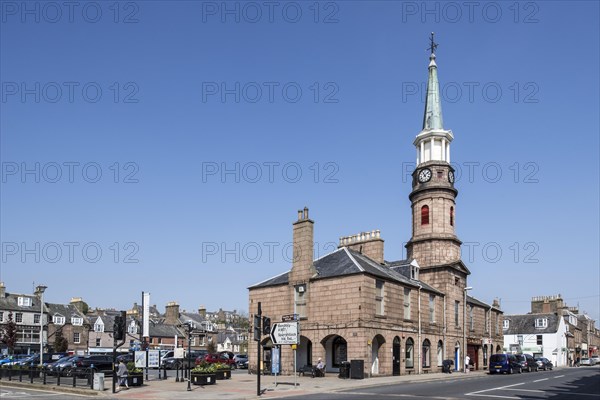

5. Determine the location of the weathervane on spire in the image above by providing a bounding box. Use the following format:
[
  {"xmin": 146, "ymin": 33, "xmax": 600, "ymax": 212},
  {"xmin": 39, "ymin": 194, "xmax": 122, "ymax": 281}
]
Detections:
[{"xmin": 428, "ymin": 32, "xmax": 438, "ymax": 55}]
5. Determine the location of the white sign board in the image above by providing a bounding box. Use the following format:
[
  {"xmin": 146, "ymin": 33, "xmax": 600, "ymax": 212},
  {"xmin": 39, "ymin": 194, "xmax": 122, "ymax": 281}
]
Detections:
[
  {"xmin": 148, "ymin": 350, "xmax": 160, "ymax": 368},
  {"xmin": 142, "ymin": 292, "xmax": 150, "ymax": 338},
  {"xmin": 270, "ymin": 322, "xmax": 299, "ymax": 345},
  {"xmin": 174, "ymin": 348, "xmax": 185, "ymax": 359},
  {"xmin": 134, "ymin": 351, "xmax": 147, "ymax": 368}
]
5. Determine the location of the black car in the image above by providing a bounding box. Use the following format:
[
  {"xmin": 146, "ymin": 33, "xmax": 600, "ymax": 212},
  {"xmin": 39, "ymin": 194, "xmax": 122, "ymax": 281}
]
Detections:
[
  {"xmin": 535, "ymin": 357, "xmax": 553, "ymax": 371},
  {"xmin": 74, "ymin": 355, "xmax": 114, "ymax": 376},
  {"xmin": 515, "ymin": 354, "xmax": 538, "ymax": 372},
  {"xmin": 234, "ymin": 354, "xmax": 248, "ymax": 369},
  {"xmin": 162, "ymin": 351, "xmax": 206, "ymax": 369}
]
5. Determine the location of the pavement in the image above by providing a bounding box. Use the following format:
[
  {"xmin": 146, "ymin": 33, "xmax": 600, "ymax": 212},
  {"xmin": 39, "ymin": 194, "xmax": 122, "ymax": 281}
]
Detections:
[{"xmin": 0, "ymin": 369, "xmax": 491, "ymax": 399}]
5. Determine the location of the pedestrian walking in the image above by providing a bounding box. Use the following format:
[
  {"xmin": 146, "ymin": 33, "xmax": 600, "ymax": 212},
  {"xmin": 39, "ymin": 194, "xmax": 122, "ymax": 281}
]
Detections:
[
  {"xmin": 117, "ymin": 360, "xmax": 129, "ymax": 391},
  {"xmin": 465, "ymin": 355, "xmax": 470, "ymax": 374}
]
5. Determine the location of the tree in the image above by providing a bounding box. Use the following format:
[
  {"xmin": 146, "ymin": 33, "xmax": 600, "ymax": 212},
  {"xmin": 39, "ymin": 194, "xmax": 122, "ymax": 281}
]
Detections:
[
  {"xmin": 1, "ymin": 312, "xmax": 18, "ymax": 355},
  {"xmin": 207, "ymin": 340, "xmax": 217, "ymax": 354},
  {"xmin": 54, "ymin": 328, "xmax": 69, "ymax": 353}
]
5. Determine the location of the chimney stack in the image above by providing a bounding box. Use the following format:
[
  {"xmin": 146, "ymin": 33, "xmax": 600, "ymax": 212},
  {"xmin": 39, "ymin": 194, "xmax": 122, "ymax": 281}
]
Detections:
[
  {"xmin": 165, "ymin": 301, "xmax": 180, "ymax": 325},
  {"xmin": 289, "ymin": 207, "xmax": 316, "ymax": 284},
  {"xmin": 198, "ymin": 305, "xmax": 206, "ymax": 318},
  {"xmin": 338, "ymin": 230, "xmax": 384, "ymax": 264},
  {"xmin": 0, "ymin": 282, "xmax": 5, "ymax": 298}
]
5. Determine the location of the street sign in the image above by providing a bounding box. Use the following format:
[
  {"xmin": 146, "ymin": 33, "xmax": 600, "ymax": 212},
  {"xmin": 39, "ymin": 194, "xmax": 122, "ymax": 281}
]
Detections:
[
  {"xmin": 270, "ymin": 322, "xmax": 299, "ymax": 345},
  {"xmin": 282, "ymin": 314, "xmax": 298, "ymax": 322}
]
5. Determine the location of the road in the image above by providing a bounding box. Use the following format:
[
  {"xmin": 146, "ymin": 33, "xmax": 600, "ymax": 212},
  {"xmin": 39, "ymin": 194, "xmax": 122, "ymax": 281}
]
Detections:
[{"xmin": 285, "ymin": 367, "xmax": 600, "ymax": 400}]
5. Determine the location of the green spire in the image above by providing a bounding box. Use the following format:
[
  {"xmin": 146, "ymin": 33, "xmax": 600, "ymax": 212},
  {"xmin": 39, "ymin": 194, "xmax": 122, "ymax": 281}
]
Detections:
[{"xmin": 422, "ymin": 34, "xmax": 444, "ymax": 130}]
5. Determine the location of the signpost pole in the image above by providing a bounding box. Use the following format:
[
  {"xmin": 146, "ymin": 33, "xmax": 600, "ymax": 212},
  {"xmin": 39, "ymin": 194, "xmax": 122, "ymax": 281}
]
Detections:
[
  {"xmin": 257, "ymin": 302, "xmax": 261, "ymax": 397},
  {"xmin": 294, "ymin": 348, "xmax": 297, "ymax": 387}
]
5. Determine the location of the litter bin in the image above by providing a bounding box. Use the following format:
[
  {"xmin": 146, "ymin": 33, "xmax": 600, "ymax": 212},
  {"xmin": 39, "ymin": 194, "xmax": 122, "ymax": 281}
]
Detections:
[
  {"xmin": 442, "ymin": 359, "xmax": 454, "ymax": 374},
  {"xmin": 93, "ymin": 373, "xmax": 105, "ymax": 391},
  {"xmin": 350, "ymin": 360, "xmax": 364, "ymax": 379},
  {"xmin": 338, "ymin": 361, "xmax": 351, "ymax": 379}
]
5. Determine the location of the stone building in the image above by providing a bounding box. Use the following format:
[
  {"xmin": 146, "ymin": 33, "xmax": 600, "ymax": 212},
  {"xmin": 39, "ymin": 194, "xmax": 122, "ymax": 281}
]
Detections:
[
  {"xmin": 45, "ymin": 302, "xmax": 90, "ymax": 355},
  {"xmin": 248, "ymin": 43, "xmax": 503, "ymax": 377}
]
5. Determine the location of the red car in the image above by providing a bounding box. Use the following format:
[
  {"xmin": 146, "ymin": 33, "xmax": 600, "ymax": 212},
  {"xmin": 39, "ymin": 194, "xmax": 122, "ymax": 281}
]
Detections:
[{"xmin": 195, "ymin": 351, "xmax": 236, "ymax": 367}]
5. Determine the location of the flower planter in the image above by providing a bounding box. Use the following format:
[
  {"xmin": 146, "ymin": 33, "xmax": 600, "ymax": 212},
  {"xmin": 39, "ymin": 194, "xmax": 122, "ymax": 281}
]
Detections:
[
  {"xmin": 127, "ymin": 374, "xmax": 144, "ymax": 386},
  {"xmin": 191, "ymin": 373, "xmax": 216, "ymax": 385},
  {"xmin": 215, "ymin": 369, "xmax": 231, "ymax": 380}
]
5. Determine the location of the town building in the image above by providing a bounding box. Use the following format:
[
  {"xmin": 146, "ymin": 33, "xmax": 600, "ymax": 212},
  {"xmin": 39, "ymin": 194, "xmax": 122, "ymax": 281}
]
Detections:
[{"xmin": 248, "ymin": 41, "xmax": 504, "ymax": 377}]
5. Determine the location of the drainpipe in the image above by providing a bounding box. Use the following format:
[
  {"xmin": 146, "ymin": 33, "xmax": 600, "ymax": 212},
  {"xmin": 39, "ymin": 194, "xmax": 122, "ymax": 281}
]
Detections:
[
  {"xmin": 417, "ymin": 284, "xmax": 422, "ymax": 374},
  {"xmin": 443, "ymin": 294, "xmax": 447, "ymax": 365}
]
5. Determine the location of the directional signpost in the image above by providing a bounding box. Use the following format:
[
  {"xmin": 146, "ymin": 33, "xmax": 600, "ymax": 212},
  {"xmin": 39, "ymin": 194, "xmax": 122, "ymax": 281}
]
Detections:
[{"xmin": 270, "ymin": 322, "xmax": 299, "ymax": 345}]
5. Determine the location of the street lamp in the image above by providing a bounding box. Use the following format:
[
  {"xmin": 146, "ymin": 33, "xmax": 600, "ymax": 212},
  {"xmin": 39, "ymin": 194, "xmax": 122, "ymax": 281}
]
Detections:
[
  {"xmin": 183, "ymin": 321, "xmax": 195, "ymax": 391},
  {"xmin": 463, "ymin": 286, "xmax": 472, "ymax": 372},
  {"xmin": 37, "ymin": 285, "xmax": 47, "ymax": 368}
]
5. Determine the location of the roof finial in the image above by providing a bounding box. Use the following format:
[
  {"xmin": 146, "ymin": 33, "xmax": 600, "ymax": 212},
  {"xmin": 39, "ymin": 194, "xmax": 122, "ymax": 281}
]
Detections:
[{"xmin": 428, "ymin": 32, "xmax": 438, "ymax": 57}]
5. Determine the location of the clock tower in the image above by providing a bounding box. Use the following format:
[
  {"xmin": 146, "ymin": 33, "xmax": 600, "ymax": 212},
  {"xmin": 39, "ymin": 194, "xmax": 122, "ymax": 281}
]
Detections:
[{"xmin": 405, "ymin": 37, "xmax": 464, "ymax": 273}]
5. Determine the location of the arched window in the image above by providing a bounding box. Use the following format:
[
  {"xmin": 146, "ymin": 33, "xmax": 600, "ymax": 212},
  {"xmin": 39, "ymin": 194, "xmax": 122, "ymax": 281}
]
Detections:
[
  {"xmin": 483, "ymin": 345, "xmax": 488, "ymax": 367},
  {"xmin": 450, "ymin": 207, "xmax": 454, "ymax": 226},
  {"xmin": 422, "ymin": 339, "xmax": 431, "ymax": 368},
  {"xmin": 421, "ymin": 205, "xmax": 429, "ymax": 225},
  {"xmin": 405, "ymin": 338, "xmax": 414, "ymax": 368},
  {"xmin": 437, "ymin": 340, "xmax": 444, "ymax": 367}
]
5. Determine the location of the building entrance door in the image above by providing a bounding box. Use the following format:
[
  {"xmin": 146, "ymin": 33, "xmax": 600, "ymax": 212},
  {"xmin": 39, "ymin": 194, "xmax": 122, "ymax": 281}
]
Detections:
[
  {"xmin": 393, "ymin": 336, "xmax": 401, "ymax": 376},
  {"xmin": 467, "ymin": 345, "xmax": 478, "ymax": 370}
]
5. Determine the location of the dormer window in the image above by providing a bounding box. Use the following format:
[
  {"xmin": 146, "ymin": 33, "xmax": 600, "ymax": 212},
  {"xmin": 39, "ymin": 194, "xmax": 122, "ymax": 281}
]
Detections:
[
  {"xmin": 535, "ymin": 318, "xmax": 548, "ymax": 329},
  {"xmin": 94, "ymin": 321, "xmax": 104, "ymax": 332},
  {"xmin": 503, "ymin": 320, "xmax": 509, "ymax": 330},
  {"xmin": 410, "ymin": 265, "xmax": 419, "ymax": 280},
  {"xmin": 71, "ymin": 317, "xmax": 83, "ymax": 326},
  {"xmin": 53, "ymin": 315, "xmax": 65, "ymax": 325},
  {"xmin": 17, "ymin": 297, "xmax": 32, "ymax": 307}
]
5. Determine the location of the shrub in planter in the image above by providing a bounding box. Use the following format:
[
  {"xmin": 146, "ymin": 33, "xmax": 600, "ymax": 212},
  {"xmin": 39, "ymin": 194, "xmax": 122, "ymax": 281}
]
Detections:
[
  {"xmin": 125, "ymin": 362, "xmax": 144, "ymax": 386},
  {"xmin": 190, "ymin": 362, "xmax": 216, "ymax": 385},
  {"xmin": 214, "ymin": 363, "xmax": 231, "ymax": 380}
]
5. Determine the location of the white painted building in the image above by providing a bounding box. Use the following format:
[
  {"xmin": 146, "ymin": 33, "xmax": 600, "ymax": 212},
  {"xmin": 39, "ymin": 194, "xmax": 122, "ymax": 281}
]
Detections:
[{"xmin": 503, "ymin": 313, "xmax": 568, "ymax": 367}]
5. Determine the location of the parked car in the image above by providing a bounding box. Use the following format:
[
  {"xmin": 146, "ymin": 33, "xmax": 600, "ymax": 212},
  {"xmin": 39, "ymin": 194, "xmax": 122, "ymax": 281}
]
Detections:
[
  {"xmin": 162, "ymin": 351, "xmax": 206, "ymax": 369},
  {"xmin": 45, "ymin": 355, "xmax": 73, "ymax": 374},
  {"xmin": 590, "ymin": 356, "xmax": 599, "ymax": 365},
  {"xmin": 74, "ymin": 355, "xmax": 114, "ymax": 376},
  {"xmin": 19, "ymin": 353, "xmax": 68, "ymax": 367},
  {"xmin": 489, "ymin": 353, "xmax": 522, "ymax": 374},
  {"xmin": 0, "ymin": 355, "xmax": 30, "ymax": 365},
  {"xmin": 535, "ymin": 357, "xmax": 553, "ymax": 371},
  {"xmin": 580, "ymin": 357, "xmax": 592, "ymax": 366},
  {"xmin": 116, "ymin": 353, "xmax": 133, "ymax": 363},
  {"xmin": 234, "ymin": 354, "xmax": 248, "ymax": 369},
  {"xmin": 53, "ymin": 356, "xmax": 84, "ymax": 377},
  {"xmin": 515, "ymin": 354, "xmax": 538, "ymax": 372},
  {"xmin": 196, "ymin": 352, "xmax": 236, "ymax": 368}
]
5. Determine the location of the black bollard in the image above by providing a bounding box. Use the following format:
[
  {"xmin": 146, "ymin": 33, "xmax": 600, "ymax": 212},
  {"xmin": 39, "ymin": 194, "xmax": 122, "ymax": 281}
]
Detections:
[
  {"xmin": 57, "ymin": 370, "xmax": 61, "ymax": 386},
  {"xmin": 29, "ymin": 367, "xmax": 34, "ymax": 383},
  {"xmin": 72, "ymin": 371, "xmax": 76, "ymax": 387},
  {"xmin": 19, "ymin": 366, "xmax": 23, "ymax": 382},
  {"xmin": 43, "ymin": 368, "xmax": 47, "ymax": 385},
  {"xmin": 175, "ymin": 364, "xmax": 180, "ymax": 382},
  {"xmin": 163, "ymin": 364, "xmax": 167, "ymax": 380}
]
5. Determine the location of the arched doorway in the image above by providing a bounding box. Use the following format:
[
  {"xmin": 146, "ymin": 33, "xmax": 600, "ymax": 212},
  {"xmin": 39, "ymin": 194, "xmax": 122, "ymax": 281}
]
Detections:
[
  {"xmin": 393, "ymin": 336, "xmax": 401, "ymax": 376},
  {"xmin": 371, "ymin": 334, "xmax": 385, "ymax": 375},
  {"xmin": 321, "ymin": 335, "xmax": 347, "ymax": 372},
  {"xmin": 496, "ymin": 344, "xmax": 502, "ymax": 353},
  {"xmin": 454, "ymin": 341, "xmax": 461, "ymax": 372},
  {"xmin": 296, "ymin": 336, "xmax": 312, "ymax": 369}
]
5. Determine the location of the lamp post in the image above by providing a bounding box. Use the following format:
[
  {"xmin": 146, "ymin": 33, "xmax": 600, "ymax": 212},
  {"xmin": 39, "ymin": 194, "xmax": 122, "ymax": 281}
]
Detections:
[
  {"xmin": 463, "ymin": 286, "xmax": 472, "ymax": 372},
  {"xmin": 183, "ymin": 321, "xmax": 195, "ymax": 391},
  {"xmin": 37, "ymin": 285, "xmax": 47, "ymax": 367}
]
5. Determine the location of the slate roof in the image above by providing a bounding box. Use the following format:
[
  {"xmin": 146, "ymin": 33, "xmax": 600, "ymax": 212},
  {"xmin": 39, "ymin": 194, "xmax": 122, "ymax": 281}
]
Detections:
[
  {"xmin": 46, "ymin": 303, "xmax": 88, "ymax": 322},
  {"xmin": 467, "ymin": 295, "xmax": 502, "ymax": 312},
  {"xmin": 503, "ymin": 313, "xmax": 561, "ymax": 335},
  {"xmin": 0, "ymin": 293, "xmax": 43, "ymax": 313},
  {"xmin": 149, "ymin": 321, "xmax": 183, "ymax": 337},
  {"xmin": 249, "ymin": 247, "xmax": 443, "ymax": 295}
]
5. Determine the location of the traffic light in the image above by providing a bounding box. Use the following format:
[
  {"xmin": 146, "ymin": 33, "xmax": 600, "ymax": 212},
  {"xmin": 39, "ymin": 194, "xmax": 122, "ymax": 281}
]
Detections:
[
  {"xmin": 262, "ymin": 316, "xmax": 271, "ymax": 335},
  {"xmin": 113, "ymin": 311, "xmax": 126, "ymax": 341}
]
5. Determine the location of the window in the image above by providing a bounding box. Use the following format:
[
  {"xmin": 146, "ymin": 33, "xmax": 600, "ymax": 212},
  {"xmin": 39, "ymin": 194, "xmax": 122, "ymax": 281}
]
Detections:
[
  {"xmin": 375, "ymin": 280, "xmax": 384, "ymax": 316},
  {"xmin": 34, "ymin": 314, "xmax": 40, "ymax": 324},
  {"xmin": 158, "ymin": 338, "xmax": 163, "ymax": 344},
  {"xmin": 483, "ymin": 345, "xmax": 488, "ymax": 367},
  {"xmin": 469, "ymin": 306, "xmax": 474, "ymax": 331},
  {"xmin": 503, "ymin": 320, "xmax": 509, "ymax": 330},
  {"xmin": 437, "ymin": 341, "xmax": 443, "ymax": 367},
  {"xmin": 421, "ymin": 205, "xmax": 429, "ymax": 225},
  {"xmin": 495, "ymin": 314, "xmax": 499, "ymax": 335},
  {"xmin": 405, "ymin": 338, "xmax": 414, "ymax": 368},
  {"xmin": 450, "ymin": 207, "xmax": 454, "ymax": 226},
  {"xmin": 96, "ymin": 338, "xmax": 101, "ymax": 347},
  {"xmin": 73, "ymin": 332, "xmax": 80, "ymax": 344},
  {"xmin": 0, "ymin": 312, "xmax": 3, "ymax": 322},
  {"xmin": 295, "ymin": 285, "xmax": 307, "ymax": 318},
  {"xmin": 410, "ymin": 266, "xmax": 419, "ymax": 280},
  {"xmin": 94, "ymin": 323, "xmax": 104, "ymax": 332},
  {"xmin": 422, "ymin": 339, "xmax": 431, "ymax": 368},
  {"xmin": 199, "ymin": 335, "xmax": 206, "ymax": 346},
  {"xmin": 53, "ymin": 315, "xmax": 65, "ymax": 325},
  {"xmin": 15, "ymin": 313, "xmax": 23, "ymax": 323},
  {"xmin": 17, "ymin": 297, "xmax": 32, "ymax": 307},
  {"xmin": 71, "ymin": 317, "xmax": 83, "ymax": 326},
  {"xmin": 404, "ymin": 288, "xmax": 411, "ymax": 320},
  {"xmin": 191, "ymin": 337, "xmax": 196, "ymax": 346},
  {"xmin": 535, "ymin": 318, "xmax": 548, "ymax": 328},
  {"xmin": 429, "ymin": 295, "xmax": 435, "ymax": 323},
  {"xmin": 536, "ymin": 335, "xmax": 543, "ymax": 345},
  {"xmin": 485, "ymin": 310, "xmax": 490, "ymax": 333},
  {"xmin": 332, "ymin": 337, "xmax": 347, "ymax": 367},
  {"xmin": 454, "ymin": 301, "xmax": 459, "ymax": 326}
]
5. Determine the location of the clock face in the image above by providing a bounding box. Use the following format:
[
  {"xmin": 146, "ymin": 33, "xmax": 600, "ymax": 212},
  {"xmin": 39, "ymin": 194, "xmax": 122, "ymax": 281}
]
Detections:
[
  {"xmin": 418, "ymin": 168, "xmax": 432, "ymax": 183},
  {"xmin": 448, "ymin": 171, "xmax": 455, "ymax": 183}
]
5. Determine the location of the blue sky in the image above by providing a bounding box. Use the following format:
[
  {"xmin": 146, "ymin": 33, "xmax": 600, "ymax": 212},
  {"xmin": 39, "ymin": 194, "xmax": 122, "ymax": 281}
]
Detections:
[{"xmin": 1, "ymin": 1, "xmax": 599, "ymax": 322}]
